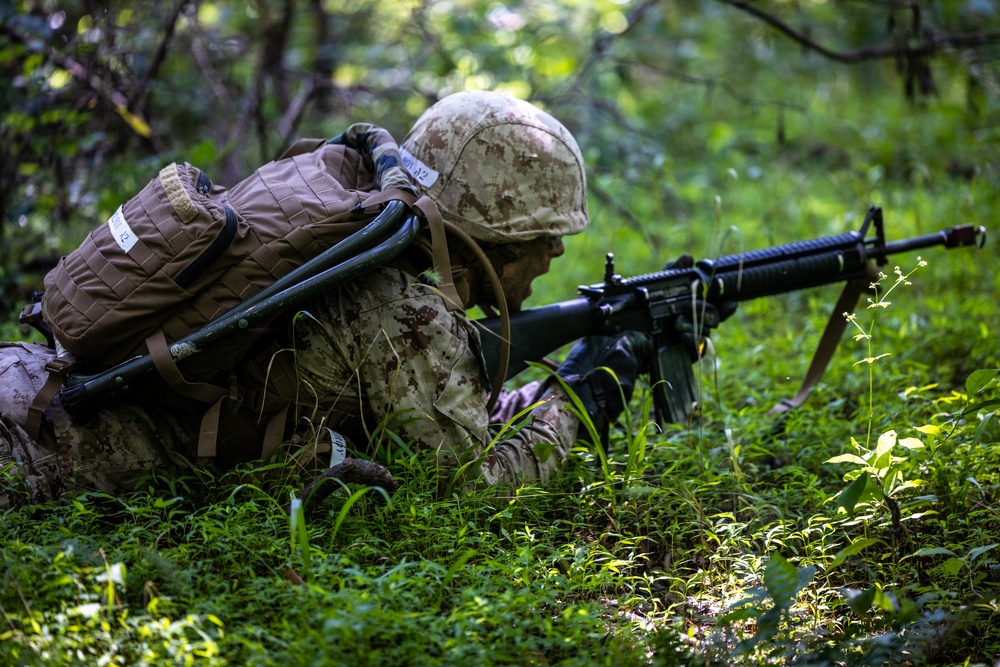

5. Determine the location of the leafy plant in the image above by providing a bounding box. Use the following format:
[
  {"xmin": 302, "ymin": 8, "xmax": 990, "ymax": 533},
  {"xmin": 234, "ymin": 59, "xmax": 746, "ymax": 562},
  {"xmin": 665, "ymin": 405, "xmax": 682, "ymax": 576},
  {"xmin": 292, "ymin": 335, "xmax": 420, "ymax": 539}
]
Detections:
[{"xmin": 719, "ymin": 553, "xmax": 817, "ymax": 656}]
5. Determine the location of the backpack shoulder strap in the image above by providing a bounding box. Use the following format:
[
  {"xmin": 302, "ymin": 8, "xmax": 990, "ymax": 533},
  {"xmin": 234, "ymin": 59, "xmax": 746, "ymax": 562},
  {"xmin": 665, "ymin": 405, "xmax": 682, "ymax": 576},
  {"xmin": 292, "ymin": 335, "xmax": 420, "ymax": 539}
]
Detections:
[
  {"xmin": 24, "ymin": 355, "xmax": 75, "ymax": 440},
  {"xmin": 278, "ymin": 138, "xmax": 328, "ymax": 161},
  {"xmin": 361, "ymin": 189, "xmax": 465, "ymax": 314}
]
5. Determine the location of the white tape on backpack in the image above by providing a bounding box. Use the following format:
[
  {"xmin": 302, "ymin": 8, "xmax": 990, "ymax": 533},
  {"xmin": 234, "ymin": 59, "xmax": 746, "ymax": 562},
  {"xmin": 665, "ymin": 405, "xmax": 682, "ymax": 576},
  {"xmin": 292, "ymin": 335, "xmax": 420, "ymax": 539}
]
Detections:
[{"xmin": 108, "ymin": 206, "xmax": 138, "ymax": 254}]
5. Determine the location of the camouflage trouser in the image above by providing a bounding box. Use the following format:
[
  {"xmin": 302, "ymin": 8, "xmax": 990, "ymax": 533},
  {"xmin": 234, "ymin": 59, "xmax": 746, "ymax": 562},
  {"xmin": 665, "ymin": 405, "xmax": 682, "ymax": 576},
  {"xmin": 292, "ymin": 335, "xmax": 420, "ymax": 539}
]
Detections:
[{"xmin": 0, "ymin": 342, "xmax": 196, "ymax": 509}]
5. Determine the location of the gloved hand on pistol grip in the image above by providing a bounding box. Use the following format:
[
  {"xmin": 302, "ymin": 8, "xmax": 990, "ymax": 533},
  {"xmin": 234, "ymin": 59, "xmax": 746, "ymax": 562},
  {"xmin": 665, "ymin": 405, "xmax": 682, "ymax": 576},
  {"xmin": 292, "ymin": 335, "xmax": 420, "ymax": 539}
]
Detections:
[
  {"xmin": 675, "ymin": 300, "xmax": 738, "ymax": 361},
  {"xmin": 553, "ymin": 331, "xmax": 653, "ymax": 439}
]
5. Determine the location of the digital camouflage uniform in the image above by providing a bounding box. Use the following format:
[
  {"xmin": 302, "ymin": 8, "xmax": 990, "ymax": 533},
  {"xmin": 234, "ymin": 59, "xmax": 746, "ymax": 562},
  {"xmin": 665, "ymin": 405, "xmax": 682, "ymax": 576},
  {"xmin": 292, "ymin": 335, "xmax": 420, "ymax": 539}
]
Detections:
[
  {"xmin": 0, "ymin": 91, "xmax": 589, "ymax": 506},
  {"xmin": 286, "ymin": 90, "xmax": 590, "ymax": 487},
  {"xmin": 289, "ymin": 265, "xmax": 580, "ymax": 489},
  {"xmin": 0, "ymin": 287, "xmax": 580, "ymax": 507},
  {"xmin": 0, "ymin": 342, "xmax": 194, "ymax": 508}
]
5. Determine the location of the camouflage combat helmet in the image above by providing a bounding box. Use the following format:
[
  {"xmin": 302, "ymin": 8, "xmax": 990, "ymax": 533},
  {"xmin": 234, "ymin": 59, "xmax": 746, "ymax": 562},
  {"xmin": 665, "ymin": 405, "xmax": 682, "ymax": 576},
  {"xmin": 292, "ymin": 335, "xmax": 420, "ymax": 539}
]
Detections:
[{"xmin": 400, "ymin": 91, "xmax": 588, "ymax": 244}]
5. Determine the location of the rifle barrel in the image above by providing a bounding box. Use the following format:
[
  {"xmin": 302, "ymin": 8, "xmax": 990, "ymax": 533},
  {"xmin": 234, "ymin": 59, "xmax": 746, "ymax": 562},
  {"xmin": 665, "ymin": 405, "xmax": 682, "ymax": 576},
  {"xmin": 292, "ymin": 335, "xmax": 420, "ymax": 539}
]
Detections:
[{"xmin": 880, "ymin": 224, "xmax": 986, "ymax": 256}]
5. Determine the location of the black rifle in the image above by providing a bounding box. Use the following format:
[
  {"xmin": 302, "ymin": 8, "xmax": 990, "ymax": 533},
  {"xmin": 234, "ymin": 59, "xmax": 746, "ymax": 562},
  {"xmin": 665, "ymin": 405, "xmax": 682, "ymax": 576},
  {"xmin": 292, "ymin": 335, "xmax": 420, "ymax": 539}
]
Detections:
[{"xmin": 474, "ymin": 206, "xmax": 986, "ymax": 423}]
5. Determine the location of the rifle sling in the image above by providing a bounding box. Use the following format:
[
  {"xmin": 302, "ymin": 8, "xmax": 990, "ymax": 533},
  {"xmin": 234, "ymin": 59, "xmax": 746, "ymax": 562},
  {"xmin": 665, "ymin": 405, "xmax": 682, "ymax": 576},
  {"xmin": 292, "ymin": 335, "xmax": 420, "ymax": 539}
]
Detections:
[
  {"xmin": 259, "ymin": 405, "xmax": 291, "ymax": 462},
  {"xmin": 769, "ymin": 262, "xmax": 879, "ymax": 416},
  {"xmin": 147, "ymin": 330, "xmax": 228, "ymax": 405},
  {"xmin": 361, "ymin": 190, "xmax": 464, "ymax": 311}
]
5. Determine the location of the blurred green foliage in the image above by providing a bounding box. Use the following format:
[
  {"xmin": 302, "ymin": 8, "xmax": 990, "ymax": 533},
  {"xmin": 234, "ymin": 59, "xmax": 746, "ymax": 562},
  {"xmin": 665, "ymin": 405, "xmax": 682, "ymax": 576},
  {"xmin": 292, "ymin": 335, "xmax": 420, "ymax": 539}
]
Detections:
[{"xmin": 3, "ymin": 0, "xmax": 999, "ymax": 281}]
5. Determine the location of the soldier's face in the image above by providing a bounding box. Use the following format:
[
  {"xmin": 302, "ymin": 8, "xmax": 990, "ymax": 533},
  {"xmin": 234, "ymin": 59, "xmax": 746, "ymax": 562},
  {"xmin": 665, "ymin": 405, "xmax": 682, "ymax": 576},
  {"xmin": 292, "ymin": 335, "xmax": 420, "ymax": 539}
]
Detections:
[{"xmin": 498, "ymin": 236, "xmax": 565, "ymax": 312}]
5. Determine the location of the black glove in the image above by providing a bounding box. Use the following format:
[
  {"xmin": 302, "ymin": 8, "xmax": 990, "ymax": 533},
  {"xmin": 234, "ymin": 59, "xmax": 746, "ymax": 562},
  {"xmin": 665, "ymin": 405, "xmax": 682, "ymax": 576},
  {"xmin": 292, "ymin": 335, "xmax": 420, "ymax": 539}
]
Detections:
[
  {"xmin": 663, "ymin": 253, "xmax": 694, "ymax": 271},
  {"xmin": 674, "ymin": 300, "xmax": 738, "ymax": 362},
  {"xmin": 553, "ymin": 331, "xmax": 653, "ymax": 444}
]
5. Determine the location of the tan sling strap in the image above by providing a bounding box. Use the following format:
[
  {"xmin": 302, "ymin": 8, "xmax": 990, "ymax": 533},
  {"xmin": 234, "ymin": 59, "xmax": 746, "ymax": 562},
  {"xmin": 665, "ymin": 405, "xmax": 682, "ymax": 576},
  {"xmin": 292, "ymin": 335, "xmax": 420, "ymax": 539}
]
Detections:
[
  {"xmin": 413, "ymin": 196, "xmax": 465, "ymax": 314},
  {"xmin": 358, "ymin": 188, "xmax": 464, "ymax": 313},
  {"xmin": 440, "ymin": 220, "xmax": 510, "ymax": 414},
  {"xmin": 25, "ymin": 355, "xmax": 75, "ymax": 440},
  {"xmin": 360, "ymin": 188, "xmax": 511, "ymax": 412},
  {"xmin": 146, "ymin": 329, "xmax": 233, "ymax": 458},
  {"xmin": 146, "ymin": 330, "xmax": 229, "ymax": 405},
  {"xmin": 258, "ymin": 405, "xmax": 291, "ymax": 462},
  {"xmin": 196, "ymin": 395, "xmax": 225, "ymax": 459},
  {"xmin": 769, "ymin": 261, "xmax": 880, "ymax": 417},
  {"xmin": 193, "ymin": 375, "xmax": 244, "ymax": 460},
  {"xmin": 20, "ymin": 300, "xmax": 71, "ymax": 441}
]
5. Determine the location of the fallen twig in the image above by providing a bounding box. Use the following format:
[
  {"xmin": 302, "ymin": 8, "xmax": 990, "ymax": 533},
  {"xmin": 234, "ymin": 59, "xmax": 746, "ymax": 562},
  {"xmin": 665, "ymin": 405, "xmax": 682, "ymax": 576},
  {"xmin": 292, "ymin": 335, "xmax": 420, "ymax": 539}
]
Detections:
[{"xmin": 294, "ymin": 457, "xmax": 400, "ymax": 512}]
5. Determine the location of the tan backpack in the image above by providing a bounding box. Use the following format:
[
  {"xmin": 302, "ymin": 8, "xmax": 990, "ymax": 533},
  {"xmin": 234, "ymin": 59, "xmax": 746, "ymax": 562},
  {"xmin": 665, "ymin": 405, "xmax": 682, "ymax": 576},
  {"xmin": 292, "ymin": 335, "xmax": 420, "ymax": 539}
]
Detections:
[
  {"xmin": 41, "ymin": 125, "xmax": 413, "ymax": 366},
  {"xmin": 22, "ymin": 124, "xmax": 462, "ymax": 457}
]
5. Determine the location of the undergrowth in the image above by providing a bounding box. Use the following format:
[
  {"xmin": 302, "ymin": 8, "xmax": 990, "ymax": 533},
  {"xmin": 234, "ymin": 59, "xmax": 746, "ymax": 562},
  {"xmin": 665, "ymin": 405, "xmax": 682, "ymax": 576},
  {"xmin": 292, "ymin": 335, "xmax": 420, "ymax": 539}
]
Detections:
[
  {"xmin": 2, "ymin": 263, "xmax": 997, "ymax": 665},
  {"xmin": 3, "ymin": 29, "xmax": 1000, "ymax": 667}
]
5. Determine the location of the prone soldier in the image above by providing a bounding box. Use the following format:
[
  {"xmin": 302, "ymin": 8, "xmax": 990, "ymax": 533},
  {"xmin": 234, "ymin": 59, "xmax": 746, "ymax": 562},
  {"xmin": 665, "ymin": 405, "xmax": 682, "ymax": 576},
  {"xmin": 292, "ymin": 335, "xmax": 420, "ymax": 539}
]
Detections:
[{"xmin": 0, "ymin": 91, "xmax": 651, "ymax": 507}]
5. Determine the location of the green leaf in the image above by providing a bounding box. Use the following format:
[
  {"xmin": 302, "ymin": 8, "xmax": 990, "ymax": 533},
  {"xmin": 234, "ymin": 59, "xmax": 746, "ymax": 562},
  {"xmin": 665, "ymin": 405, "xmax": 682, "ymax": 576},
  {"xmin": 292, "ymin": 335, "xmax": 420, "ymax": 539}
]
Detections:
[
  {"xmin": 871, "ymin": 588, "xmax": 897, "ymax": 612},
  {"xmin": 763, "ymin": 554, "xmax": 798, "ymax": 608},
  {"xmin": 796, "ymin": 565, "xmax": 817, "ymax": 593},
  {"xmin": 533, "ymin": 442, "xmax": 556, "ymax": 464},
  {"xmin": 443, "ymin": 549, "xmax": 477, "ymax": 587},
  {"xmin": 897, "ymin": 437, "xmax": 924, "ymax": 450},
  {"xmin": 873, "ymin": 430, "xmax": 897, "ymax": 469},
  {"xmin": 331, "ymin": 486, "xmax": 390, "ymax": 541},
  {"xmin": 963, "ymin": 398, "xmax": 1000, "ymax": 416},
  {"xmin": 836, "ymin": 474, "xmax": 870, "ymax": 514},
  {"xmin": 943, "ymin": 557, "xmax": 965, "ymax": 577},
  {"xmin": 966, "ymin": 368, "xmax": 998, "ymax": 396},
  {"xmin": 755, "ymin": 606, "xmax": 782, "ymax": 636},
  {"xmin": 830, "ymin": 537, "xmax": 881, "ymax": 568},
  {"xmin": 842, "ymin": 586, "xmax": 876, "ymax": 618},
  {"xmin": 967, "ymin": 543, "xmax": 998, "ymax": 562},
  {"xmin": 826, "ymin": 453, "xmax": 868, "ymax": 466},
  {"xmin": 909, "ymin": 546, "xmax": 958, "ymax": 558}
]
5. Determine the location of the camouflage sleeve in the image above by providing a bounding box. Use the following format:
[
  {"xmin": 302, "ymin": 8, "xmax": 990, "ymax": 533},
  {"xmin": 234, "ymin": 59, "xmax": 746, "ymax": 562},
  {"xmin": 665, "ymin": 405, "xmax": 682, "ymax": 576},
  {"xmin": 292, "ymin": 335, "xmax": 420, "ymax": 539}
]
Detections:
[
  {"xmin": 292, "ymin": 267, "xmax": 580, "ymax": 488},
  {"xmin": 0, "ymin": 342, "xmax": 195, "ymax": 507}
]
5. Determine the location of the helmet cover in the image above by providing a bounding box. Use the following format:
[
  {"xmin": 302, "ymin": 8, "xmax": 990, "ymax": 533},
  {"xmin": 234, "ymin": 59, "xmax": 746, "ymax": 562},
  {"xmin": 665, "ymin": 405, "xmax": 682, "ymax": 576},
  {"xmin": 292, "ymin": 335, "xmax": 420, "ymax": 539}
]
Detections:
[{"xmin": 401, "ymin": 91, "xmax": 588, "ymax": 244}]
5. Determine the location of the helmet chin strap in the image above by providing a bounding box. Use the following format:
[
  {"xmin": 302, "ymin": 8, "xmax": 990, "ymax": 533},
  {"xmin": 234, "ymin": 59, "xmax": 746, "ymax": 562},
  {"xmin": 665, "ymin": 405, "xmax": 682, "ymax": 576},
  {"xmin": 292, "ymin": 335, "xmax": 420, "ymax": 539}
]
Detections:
[{"xmin": 441, "ymin": 221, "xmax": 510, "ymax": 414}]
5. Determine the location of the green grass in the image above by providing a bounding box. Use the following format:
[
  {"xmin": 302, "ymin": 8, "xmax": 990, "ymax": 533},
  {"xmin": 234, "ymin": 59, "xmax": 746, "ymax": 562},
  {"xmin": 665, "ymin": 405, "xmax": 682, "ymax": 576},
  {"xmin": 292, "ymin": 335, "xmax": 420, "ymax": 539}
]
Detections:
[{"xmin": 3, "ymin": 66, "xmax": 1000, "ymax": 666}]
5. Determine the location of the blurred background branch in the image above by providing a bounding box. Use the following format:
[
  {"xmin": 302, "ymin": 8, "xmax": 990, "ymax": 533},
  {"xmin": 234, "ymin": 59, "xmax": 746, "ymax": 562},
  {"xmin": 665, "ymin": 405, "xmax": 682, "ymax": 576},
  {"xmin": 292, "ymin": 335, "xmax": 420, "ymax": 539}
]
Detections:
[{"xmin": 1, "ymin": 0, "xmax": 999, "ymax": 317}]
